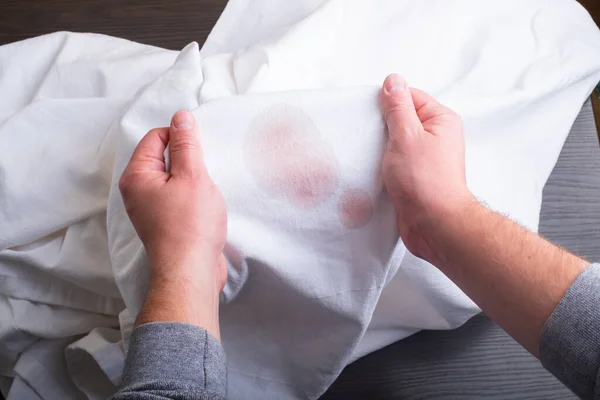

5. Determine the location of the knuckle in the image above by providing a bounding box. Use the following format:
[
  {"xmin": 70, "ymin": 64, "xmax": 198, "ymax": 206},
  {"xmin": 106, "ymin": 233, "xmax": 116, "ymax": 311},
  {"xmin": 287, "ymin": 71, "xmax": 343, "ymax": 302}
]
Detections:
[
  {"xmin": 387, "ymin": 121, "xmax": 421, "ymax": 144},
  {"xmin": 147, "ymin": 127, "xmax": 163, "ymax": 136},
  {"xmin": 169, "ymin": 136, "xmax": 198, "ymax": 154},
  {"xmin": 118, "ymin": 174, "xmax": 132, "ymax": 196},
  {"xmin": 385, "ymin": 102, "xmax": 414, "ymax": 120},
  {"xmin": 118, "ymin": 171, "xmax": 145, "ymax": 199},
  {"xmin": 207, "ymin": 180, "xmax": 224, "ymax": 199},
  {"xmin": 388, "ymin": 99, "xmax": 414, "ymax": 111},
  {"xmin": 455, "ymin": 114, "xmax": 464, "ymax": 129},
  {"xmin": 440, "ymin": 106, "xmax": 463, "ymax": 127}
]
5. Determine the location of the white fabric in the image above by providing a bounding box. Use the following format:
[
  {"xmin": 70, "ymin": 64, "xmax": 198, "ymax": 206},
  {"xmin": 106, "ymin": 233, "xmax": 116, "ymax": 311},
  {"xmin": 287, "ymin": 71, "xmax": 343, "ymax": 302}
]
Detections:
[{"xmin": 0, "ymin": 0, "xmax": 599, "ymax": 399}]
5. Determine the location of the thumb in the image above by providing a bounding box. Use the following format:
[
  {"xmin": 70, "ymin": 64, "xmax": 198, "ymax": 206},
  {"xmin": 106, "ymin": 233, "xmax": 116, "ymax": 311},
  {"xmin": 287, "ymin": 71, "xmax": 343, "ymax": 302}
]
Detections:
[
  {"xmin": 381, "ymin": 74, "xmax": 423, "ymax": 148},
  {"xmin": 168, "ymin": 110, "xmax": 206, "ymax": 179}
]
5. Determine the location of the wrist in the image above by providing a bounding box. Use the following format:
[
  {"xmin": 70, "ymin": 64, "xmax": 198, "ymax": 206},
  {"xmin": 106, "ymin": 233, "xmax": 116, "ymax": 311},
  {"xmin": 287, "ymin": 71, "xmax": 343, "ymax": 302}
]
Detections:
[
  {"xmin": 147, "ymin": 244, "xmax": 221, "ymax": 282},
  {"xmin": 137, "ymin": 275, "xmax": 221, "ymax": 340},
  {"xmin": 139, "ymin": 247, "xmax": 223, "ymax": 339},
  {"xmin": 415, "ymin": 191, "xmax": 481, "ymax": 267}
]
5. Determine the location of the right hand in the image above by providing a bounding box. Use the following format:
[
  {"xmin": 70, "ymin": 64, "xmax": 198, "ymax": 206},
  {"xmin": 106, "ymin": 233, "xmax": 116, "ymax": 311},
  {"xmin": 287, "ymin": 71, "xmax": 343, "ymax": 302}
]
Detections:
[{"xmin": 380, "ymin": 73, "xmax": 476, "ymax": 262}]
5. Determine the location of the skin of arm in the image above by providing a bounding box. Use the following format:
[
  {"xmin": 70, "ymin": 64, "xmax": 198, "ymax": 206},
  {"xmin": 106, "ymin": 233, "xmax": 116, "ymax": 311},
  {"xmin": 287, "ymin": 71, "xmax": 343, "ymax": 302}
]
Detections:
[
  {"xmin": 379, "ymin": 74, "xmax": 588, "ymax": 357},
  {"xmin": 119, "ymin": 110, "xmax": 227, "ymax": 340}
]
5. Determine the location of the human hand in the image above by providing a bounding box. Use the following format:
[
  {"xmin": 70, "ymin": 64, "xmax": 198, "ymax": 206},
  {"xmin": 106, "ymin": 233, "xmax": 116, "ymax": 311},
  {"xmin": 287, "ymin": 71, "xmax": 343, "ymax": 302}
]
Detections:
[
  {"xmin": 119, "ymin": 110, "xmax": 227, "ymax": 337},
  {"xmin": 380, "ymin": 74, "xmax": 476, "ymax": 262}
]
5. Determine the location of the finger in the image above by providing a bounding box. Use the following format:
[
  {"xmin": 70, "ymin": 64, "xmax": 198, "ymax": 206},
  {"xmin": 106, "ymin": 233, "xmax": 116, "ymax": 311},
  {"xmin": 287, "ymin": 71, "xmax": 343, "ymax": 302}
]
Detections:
[
  {"xmin": 410, "ymin": 88, "xmax": 450, "ymax": 122},
  {"xmin": 168, "ymin": 110, "xmax": 206, "ymax": 180},
  {"xmin": 381, "ymin": 74, "xmax": 423, "ymax": 146},
  {"xmin": 126, "ymin": 127, "xmax": 170, "ymax": 174},
  {"xmin": 410, "ymin": 88, "xmax": 460, "ymax": 133},
  {"xmin": 410, "ymin": 88, "xmax": 441, "ymax": 112}
]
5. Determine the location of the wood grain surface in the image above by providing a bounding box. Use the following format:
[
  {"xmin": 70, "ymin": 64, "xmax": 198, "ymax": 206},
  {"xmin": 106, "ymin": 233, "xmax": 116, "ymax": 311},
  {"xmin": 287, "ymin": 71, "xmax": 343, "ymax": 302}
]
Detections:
[
  {"xmin": 580, "ymin": 0, "xmax": 600, "ymax": 137},
  {"xmin": 0, "ymin": 0, "xmax": 226, "ymax": 50},
  {"xmin": 592, "ymin": 92, "xmax": 600, "ymax": 140},
  {"xmin": 540, "ymin": 102, "xmax": 600, "ymax": 261},
  {"xmin": 0, "ymin": 1, "xmax": 599, "ymax": 399},
  {"xmin": 322, "ymin": 314, "xmax": 574, "ymax": 399}
]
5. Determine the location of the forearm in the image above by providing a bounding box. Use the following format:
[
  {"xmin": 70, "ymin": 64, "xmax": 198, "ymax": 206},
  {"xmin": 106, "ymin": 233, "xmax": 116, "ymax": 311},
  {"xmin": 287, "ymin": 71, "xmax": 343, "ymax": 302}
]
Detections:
[
  {"xmin": 378, "ymin": 75, "xmax": 597, "ymax": 397},
  {"xmin": 136, "ymin": 279, "xmax": 221, "ymax": 339},
  {"xmin": 426, "ymin": 200, "xmax": 587, "ymax": 356}
]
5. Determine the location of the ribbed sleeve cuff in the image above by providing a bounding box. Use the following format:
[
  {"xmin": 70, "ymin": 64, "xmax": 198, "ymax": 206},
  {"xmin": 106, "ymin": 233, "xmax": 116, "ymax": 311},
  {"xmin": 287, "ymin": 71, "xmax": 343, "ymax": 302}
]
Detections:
[
  {"xmin": 539, "ymin": 264, "xmax": 600, "ymax": 399},
  {"xmin": 120, "ymin": 322, "xmax": 227, "ymax": 397}
]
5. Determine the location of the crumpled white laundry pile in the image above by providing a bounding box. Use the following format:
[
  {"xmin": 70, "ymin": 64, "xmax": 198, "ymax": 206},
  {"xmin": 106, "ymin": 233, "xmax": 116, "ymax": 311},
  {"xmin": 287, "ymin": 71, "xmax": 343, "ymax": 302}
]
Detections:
[{"xmin": 1, "ymin": 0, "xmax": 600, "ymax": 399}]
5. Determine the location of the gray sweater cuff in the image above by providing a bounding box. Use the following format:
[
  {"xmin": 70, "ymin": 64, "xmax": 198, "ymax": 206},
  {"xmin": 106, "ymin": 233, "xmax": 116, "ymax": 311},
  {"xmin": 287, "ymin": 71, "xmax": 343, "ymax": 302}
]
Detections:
[
  {"xmin": 539, "ymin": 263, "xmax": 600, "ymax": 399},
  {"xmin": 119, "ymin": 322, "xmax": 227, "ymax": 399}
]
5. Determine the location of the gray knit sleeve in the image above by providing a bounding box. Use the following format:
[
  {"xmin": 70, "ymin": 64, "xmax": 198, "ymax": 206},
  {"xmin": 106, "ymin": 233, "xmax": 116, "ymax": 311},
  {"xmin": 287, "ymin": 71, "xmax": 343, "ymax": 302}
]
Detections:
[
  {"xmin": 110, "ymin": 322, "xmax": 227, "ymax": 400},
  {"xmin": 539, "ymin": 263, "xmax": 600, "ymax": 399}
]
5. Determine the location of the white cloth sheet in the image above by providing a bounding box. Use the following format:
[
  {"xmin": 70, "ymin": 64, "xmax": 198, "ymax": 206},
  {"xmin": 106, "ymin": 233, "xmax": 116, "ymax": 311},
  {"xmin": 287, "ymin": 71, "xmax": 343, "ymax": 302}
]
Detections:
[{"xmin": 1, "ymin": 0, "xmax": 600, "ymax": 399}]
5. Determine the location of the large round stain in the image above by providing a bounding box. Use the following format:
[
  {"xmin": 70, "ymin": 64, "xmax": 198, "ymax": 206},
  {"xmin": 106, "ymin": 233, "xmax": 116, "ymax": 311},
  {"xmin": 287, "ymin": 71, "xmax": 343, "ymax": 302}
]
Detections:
[
  {"xmin": 244, "ymin": 104, "xmax": 340, "ymax": 208},
  {"xmin": 337, "ymin": 189, "xmax": 374, "ymax": 229}
]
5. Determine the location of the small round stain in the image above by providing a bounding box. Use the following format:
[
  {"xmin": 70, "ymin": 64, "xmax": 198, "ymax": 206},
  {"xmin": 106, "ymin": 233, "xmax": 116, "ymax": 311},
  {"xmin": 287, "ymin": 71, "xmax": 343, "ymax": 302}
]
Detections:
[{"xmin": 337, "ymin": 189, "xmax": 374, "ymax": 229}]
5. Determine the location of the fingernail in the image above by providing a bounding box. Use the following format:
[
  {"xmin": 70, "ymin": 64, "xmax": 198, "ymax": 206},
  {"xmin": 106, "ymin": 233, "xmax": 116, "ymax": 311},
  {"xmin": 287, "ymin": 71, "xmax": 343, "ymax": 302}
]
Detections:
[
  {"xmin": 385, "ymin": 74, "xmax": 408, "ymax": 93},
  {"xmin": 172, "ymin": 110, "xmax": 193, "ymax": 129}
]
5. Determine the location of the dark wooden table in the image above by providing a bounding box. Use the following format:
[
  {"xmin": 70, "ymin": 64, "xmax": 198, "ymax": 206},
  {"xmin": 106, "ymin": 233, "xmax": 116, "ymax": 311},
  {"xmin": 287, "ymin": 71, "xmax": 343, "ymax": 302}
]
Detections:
[
  {"xmin": 0, "ymin": 0, "xmax": 226, "ymax": 50},
  {"xmin": 579, "ymin": 0, "xmax": 600, "ymax": 26},
  {"xmin": 1, "ymin": 1, "xmax": 599, "ymax": 399}
]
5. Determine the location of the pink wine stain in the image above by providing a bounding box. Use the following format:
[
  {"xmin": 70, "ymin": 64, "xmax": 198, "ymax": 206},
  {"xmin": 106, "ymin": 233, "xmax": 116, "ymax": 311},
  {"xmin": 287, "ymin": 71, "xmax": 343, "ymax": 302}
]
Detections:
[
  {"xmin": 337, "ymin": 189, "xmax": 374, "ymax": 229},
  {"xmin": 244, "ymin": 104, "xmax": 339, "ymax": 208}
]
